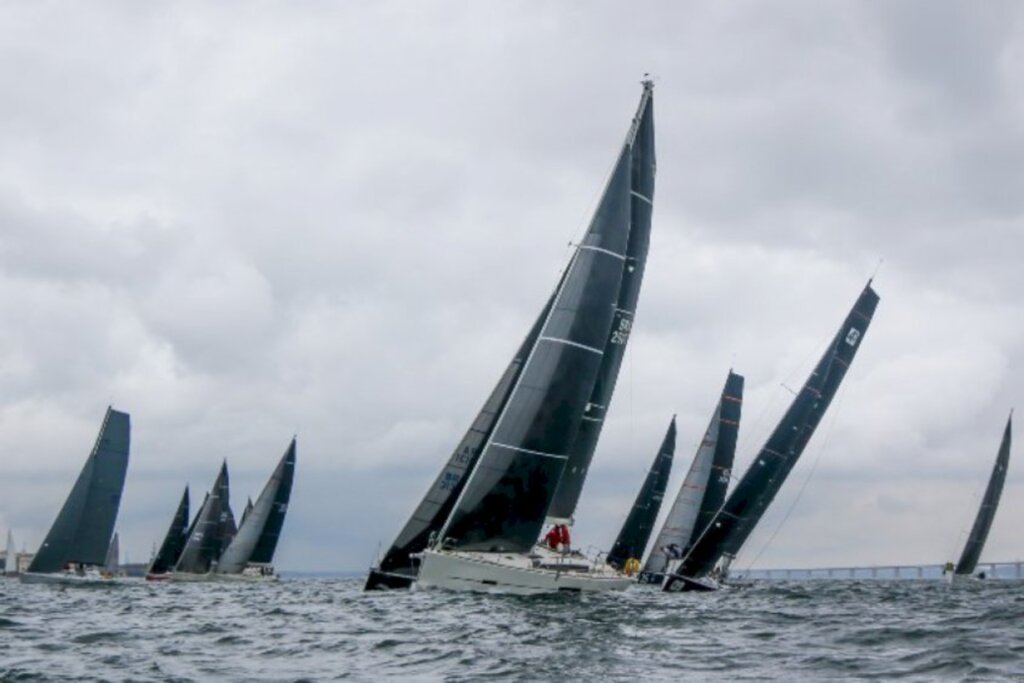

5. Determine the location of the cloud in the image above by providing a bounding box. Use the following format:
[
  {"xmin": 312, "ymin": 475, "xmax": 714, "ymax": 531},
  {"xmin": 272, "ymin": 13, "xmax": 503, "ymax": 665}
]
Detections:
[{"xmin": 1, "ymin": 1, "xmax": 1022, "ymax": 572}]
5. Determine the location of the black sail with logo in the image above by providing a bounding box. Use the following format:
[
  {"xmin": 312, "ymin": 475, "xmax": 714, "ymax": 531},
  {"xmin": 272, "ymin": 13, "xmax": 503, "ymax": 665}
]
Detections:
[
  {"xmin": 668, "ymin": 282, "xmax": 880, "ymax": 585},
  {"xmin": 147, "ymin": 487, "xmax": 190, "ymax": 575},
  {"xmin": 606, "ymin": 417, "xmax": 676, "ymax": 569}
]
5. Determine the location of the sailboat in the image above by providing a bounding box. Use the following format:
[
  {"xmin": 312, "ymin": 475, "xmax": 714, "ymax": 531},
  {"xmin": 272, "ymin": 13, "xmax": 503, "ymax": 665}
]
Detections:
[
  {"xmin": 145, "ymin": 487, "xmax": 190, "ymax": 581},
  {"xmin": 639, "ymin": 371, "xmax": 743, "ymax": 584},
  {"xmin": 103, "ymin": 533, "xmax": 120, "ymax": 577},
  {"xmin": 21, "ymin": 407, "xmax": 131, "ymax": 585},
  {"xmin": 4, "ymin": 531, "xmax": 17, "ymax": 576},
  {"xmin": 216, "ymin": 438, "xmax": 296, "ymax": 581},
  {"xmin": 411, "ymin": 81, "xmax": 655, "ymax": 595},
  {"xmin": 606, "ymin": 417, "xmax": 676, "ymax": 574},
  {"xmin": 172, "ymin": 461, "xmax": 233, "ymax": 580},
  {"xmin": 663, "ymin": 282, "xmax": 880, "ymax": 592},
  {"xmin": 945, "ymin": 412, "xmax": 1012, "ymax": 584}
]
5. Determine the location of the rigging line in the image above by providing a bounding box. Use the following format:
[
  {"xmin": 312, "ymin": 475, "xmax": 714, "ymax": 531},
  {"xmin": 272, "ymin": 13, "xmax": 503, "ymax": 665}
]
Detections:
[{"xmin": 736, "ymin": 360, "xmax": 852, "ymax": 576}]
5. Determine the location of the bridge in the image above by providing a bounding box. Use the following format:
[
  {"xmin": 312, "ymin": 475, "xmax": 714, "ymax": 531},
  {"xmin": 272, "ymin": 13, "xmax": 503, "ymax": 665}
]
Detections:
[{"xmin": 734, "ymin": 561, "xmax": 1024, "ymax": 581}]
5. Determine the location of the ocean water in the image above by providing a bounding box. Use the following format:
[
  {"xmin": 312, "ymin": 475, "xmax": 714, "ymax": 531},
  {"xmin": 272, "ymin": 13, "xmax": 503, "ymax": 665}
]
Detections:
[{"xmin": 1, "ymin": 577, "xmax": 1022, "ymax": 681}]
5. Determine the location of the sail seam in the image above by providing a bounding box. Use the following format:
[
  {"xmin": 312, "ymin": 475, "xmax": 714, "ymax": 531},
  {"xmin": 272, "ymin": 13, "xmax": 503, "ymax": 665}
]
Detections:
[
  {"xmin": 630, "ymin": 190, "xmax": 653, "ymax": 205},
  {"xmin": 539, "ymin": 336, "xmax": 604, "ymax": 355},
  {"xmin": 491, "ymin": 442, "xmax": 568, "ymax": 460},
  {"xmin": 578, "ymin": 244, "xmax": 626, "ymax": 260}
]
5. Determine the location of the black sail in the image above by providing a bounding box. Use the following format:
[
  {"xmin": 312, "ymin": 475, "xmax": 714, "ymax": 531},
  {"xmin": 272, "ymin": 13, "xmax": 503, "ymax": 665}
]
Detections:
[
  {"xmin": 28, "ymin": 407, "xmax": 131, "ymax": 573},
  {"xmin": 670, "ymin": 282, "xmax": 880, "ymax": 583},
  {"xmin": 366, "ymin": 283, "xmax": 559, "ymax": 589},
  {"xmin": 642, "ymin": 371, "xmax": 743, "ymax": 579},
  {"xmin": 437, "ymin": 88, "xmax": 648, "ymax": 553},
  {"xmin": 243, "ymin": 439, "xmax": 296, "ymax": 565},
  {"xmin": 954, "ymin": 413, "xmax": 1012, "ymax": 576},
  {"xmin": 240, "ymin": 497, "xmax": 254, "ymax": 527},
  {"xmin": 606, "ymin": 417, "xmax": 676, "ymax": 569},
  {"xmin": 547, "ymin": 82, "xmax": 656, "ymax": 522},
  {"xmin": 147, "ymin": 487, "xmax": 190, "ymax": 575},
  {"xmin": 175, "ymin": 461, "xmax": 231, "ymax": 574}
]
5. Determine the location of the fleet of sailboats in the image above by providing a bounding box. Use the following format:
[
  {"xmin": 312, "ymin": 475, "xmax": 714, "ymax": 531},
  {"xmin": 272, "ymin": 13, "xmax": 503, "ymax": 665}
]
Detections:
[{"xmin": 2, "ymin": 81, "xmax": 1017, "ymax": 593}]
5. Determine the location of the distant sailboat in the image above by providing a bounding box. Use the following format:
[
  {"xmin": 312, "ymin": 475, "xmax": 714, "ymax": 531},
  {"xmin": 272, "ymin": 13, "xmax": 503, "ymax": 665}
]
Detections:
[
  {"xmin": 606, "ymin": 417, "xmax": 676, "ymax": 573},
  {"xmin": 173, "ymin": 461, "xmax": 232, "ymax": 579},
  {"xmin": 4, "ymin": 531, "xmax": 17, "ymax": 576},
  {"xmin": 664, "ymin": 282, "xmax": 879, "ymax": 592},
  {"xmin": 21, "ymin": 407, "xmax": 131, "ymax": 585},
  {"xmin": 146, "ymin": 487, "xmax": 190, "ymax": 581},
  {"xmin": 946, "ymin": 413, "xmax": 1012, "ymax": 583},
  {"xmin": 217, "ymin": 439, "xmax": 296, "ymax": 580},
  {"xmin": 103, "ymin": 532, "xmax": 120, "ymax": 576},
  {"xmin": 639, "ymin": 371, "xmax": 743, "ymax": 584},
  {"xmin": 413, "ymin": 81, "xmax": 655, "ymax": 595}
]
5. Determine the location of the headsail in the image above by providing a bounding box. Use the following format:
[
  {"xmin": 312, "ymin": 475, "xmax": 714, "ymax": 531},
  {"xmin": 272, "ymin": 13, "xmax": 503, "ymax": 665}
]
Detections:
[
  {"xmin": 669, "ymin": 282, "xmax": 879, "ymax": 584},
  {"xmin": 436, "ymin": 85, "xmax": 649, "ymax": 554},
  {"xmin": 218, "ymin": 439, "xmax": 296, "ymax": 573},
  {"xmin": 643, "ymin": 371, "xmax": 743, "ymax": 578},
  {"xmin": 240, "ymin": 497, "xmax": 254, "ymax": 527},
  {"xmin": 366, "ymin": 282, "xmax": 559, "ymax": 588},
  {"xmin": 175, "ymin": 461, "xmax": 231, "ymax": 574},
  {"xmin": 28, "ymin": 407, "xmax": 131, "ymax": 573},
  {"xmin": 104, "ymin": 532, "xmax": 119, "ymax": 574},
  {"xmin": 606, "ymin": 416, "xmax": 676, "ymax": 569},
  {"xmin": 147, "ymin": 487, "xmax": 190, "ymax": 575},
  {"xmin": 547, "ymin": 80, "xmax": 656, "ymax": 523},
  {"xmin": 954, "ymin": 413, "xmax": 1012, "ymax": 576}
]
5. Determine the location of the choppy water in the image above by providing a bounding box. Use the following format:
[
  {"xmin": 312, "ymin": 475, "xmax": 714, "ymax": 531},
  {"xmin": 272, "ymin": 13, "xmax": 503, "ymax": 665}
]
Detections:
[{"xmin": 1, "ymin": 577, "xmax": 1022, "ymax": 681}]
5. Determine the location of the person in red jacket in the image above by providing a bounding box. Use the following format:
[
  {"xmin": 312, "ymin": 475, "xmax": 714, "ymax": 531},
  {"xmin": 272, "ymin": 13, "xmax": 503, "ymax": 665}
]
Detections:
[
  {"xmin": 557, "ymin": 524, "xmax": 570, "ymax": 549},
  {"xmin": 545, "ymin": 526, "xmax": 560, "ymax": 550}
]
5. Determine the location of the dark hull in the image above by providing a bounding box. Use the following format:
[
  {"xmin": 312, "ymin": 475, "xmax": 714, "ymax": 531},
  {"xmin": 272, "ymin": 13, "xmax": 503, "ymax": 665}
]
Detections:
[
  {"xmin": 364, "ymin": 567, "xmax": 416, "ymax": 591},
  {"xmin": 663, "ymin": 573, "xmax": 720, "ymax": 592}
]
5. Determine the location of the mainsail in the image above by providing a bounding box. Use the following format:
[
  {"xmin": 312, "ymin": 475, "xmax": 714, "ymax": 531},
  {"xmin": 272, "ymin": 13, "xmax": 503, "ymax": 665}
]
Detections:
[
  {"xmin": 435, "ymin": 84, "xmax": 652, "ymax": 554},
  {"xmin": 606, "ymin": 416, "xmax": 676, "ymax": 569},
  {"xmin": 218, "ymin": 439, "xmax": 296, "ymax": 573},
  {"xmin": 954, "ymin": 413, "xmax": 1012, "ymax": 576},
  {"xmin": 175, "ymin": 462, "xmax": 231, "ymax": 574},
  {"xmin": 642, "ymin": 371, "xmax": 743, "ymax": 579},
  {"xmin": 547, "ymin": 81, "xmax": 656, "ymax": 523},
  {"xmin": 667, "ymin": 282, "xmax": 880, "ymax": 586},
  {"xmin": 5, "ymin": 531, "xmax": 16, "ymax": 574},
  {"xmin": 104, "ymin": 532, "xmax": 119, "ymax": 574},
  {"xmin": 366, "ymin": 284, "xmax": 559, "ymax": 589},
  {"xmin": 147, "ymin": 487, "xmax": 190, "ymax": 575},
  {"xmin": 28, "ymin": 407, "xmax": 131, "ymax": 573}
]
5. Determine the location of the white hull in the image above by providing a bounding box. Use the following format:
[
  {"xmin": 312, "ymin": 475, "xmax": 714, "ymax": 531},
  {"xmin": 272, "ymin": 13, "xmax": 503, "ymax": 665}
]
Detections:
[
  {"xmin": 416, "ymin": 548, "xmax": 632, "ymax": 595},
  {"xmin": 19, "ymin": 571, "xmax": 117, "ymax": 586}
]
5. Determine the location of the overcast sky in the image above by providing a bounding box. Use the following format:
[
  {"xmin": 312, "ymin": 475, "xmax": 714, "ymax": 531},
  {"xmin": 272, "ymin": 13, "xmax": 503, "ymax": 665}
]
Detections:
[{"xmin": 1, "ymin": 1, "xmax": 1022, "ymax": 572}]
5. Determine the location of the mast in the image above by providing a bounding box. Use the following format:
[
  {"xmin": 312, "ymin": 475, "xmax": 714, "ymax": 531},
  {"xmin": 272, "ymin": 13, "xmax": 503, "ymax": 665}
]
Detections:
[
  {"xmin": 218, "ymin": 439, "xmax": 296, "ymax": 573},
  {"xmin": 435, "ymin": 84, "xmax": 649, "ymax": 554},
  {"xmin": 672, "ymin": 281, "xmax": 880, "ymax": 581},
  {"xmin": 28, "ymin": 407, "xmax": 131, "ymax": 573},
  {"xmin": 606, "ymin": 416, "xmax": 675, "ymax": 569},
  {"xmin": 954, "ymin": 412, "xmax": 1012, "ymax": 576},
  {"xmin": 147, "ymin": 486, "xmax": 190, "ymax": 575},
  {"xmin": 643, "ymin": 371, "xmax": 743, "ymax": 577},
  {"xmin": 547, "ymin": 79, "xmax": 656, "ymax": 523},
  {"xmin": 175, "ymin": 461, "xmax": 231, "ymax": 574}
]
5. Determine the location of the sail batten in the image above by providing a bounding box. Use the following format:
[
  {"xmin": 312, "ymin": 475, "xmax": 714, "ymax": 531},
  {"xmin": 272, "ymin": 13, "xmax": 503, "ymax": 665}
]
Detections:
[
  {"xmin": 954, "ymin": 413, "xmax": 1012, "ymax": 576},
  {"xmin": 606, "ymin": 416, "xmax": 676, "ymax": 569},
  {"xmin": 28, "ymin": 407, "xmax": 131, "ymax": 573}
]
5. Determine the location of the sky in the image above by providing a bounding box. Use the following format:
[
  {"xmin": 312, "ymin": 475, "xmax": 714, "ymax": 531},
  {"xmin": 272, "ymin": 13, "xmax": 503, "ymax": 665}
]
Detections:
[{"xmin": 1, "ymin": 1, "xmax": 1022, "ymax": 572}]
